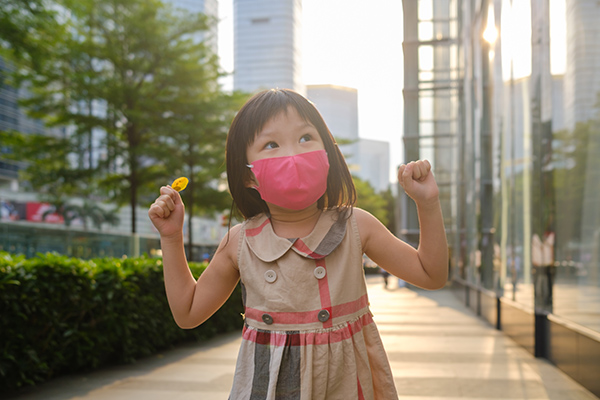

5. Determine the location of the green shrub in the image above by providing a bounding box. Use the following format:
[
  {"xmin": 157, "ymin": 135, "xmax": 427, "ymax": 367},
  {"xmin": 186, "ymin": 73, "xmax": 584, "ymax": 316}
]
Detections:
[{"xmin": 0, "ymin": 252, "xmax": 243, "ymax": 392}]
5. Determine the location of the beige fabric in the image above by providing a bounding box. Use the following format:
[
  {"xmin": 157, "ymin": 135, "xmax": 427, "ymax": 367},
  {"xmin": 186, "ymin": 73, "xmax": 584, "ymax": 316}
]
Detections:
[{"xmin": 229, "ymin": 208, "xmax": 398, "ymax": 400}]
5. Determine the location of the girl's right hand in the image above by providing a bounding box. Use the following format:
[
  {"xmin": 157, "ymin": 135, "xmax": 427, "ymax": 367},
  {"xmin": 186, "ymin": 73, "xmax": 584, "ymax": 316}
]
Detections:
[{"xmin": 148, "ymin": 186, "xmax": 185, "ymax": 238}]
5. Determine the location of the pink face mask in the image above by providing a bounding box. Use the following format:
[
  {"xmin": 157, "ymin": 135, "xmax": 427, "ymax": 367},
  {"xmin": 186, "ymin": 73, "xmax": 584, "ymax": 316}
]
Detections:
[{"xmin": 248, "ymin": 149, "xmax": 330, "ymax": 210}]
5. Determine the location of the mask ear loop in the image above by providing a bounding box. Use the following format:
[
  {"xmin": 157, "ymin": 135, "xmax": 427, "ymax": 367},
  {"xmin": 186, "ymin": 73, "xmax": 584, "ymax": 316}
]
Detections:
[{"xmin": 246, "ymin": 164, "xmax": 259, "ymax": 189}]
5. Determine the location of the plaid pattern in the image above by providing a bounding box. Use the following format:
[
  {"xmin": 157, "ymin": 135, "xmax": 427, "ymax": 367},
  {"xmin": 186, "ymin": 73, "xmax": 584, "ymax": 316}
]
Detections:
[{"xmin": 230, "ymin": 209, "xmax": 398, "ymax": 399}]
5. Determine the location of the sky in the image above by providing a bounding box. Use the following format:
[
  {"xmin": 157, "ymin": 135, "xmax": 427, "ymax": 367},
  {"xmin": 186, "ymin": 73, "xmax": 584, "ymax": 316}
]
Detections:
[
  {"xmin": 216, "ymin": 0, "xmax": 567, "ymax": 185},
  {"xmin": 217, "ymin": 0, "xmax": 405, "ymax": 184}
]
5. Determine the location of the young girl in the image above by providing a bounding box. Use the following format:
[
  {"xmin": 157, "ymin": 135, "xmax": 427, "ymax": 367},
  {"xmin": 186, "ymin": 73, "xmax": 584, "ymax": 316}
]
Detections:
[{"xmin": 148, "ymin": 89, "xmax": 448, "ymax": 399}]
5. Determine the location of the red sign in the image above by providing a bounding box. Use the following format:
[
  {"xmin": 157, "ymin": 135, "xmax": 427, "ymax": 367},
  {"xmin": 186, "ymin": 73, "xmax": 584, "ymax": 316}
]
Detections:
[{"xmin": 26, "ymin": 202, "xmax": 64, "ymax": 224}]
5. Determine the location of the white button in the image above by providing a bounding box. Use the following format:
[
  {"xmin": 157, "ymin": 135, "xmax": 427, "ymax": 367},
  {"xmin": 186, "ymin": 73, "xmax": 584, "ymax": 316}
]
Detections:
[
  {"xmin": 314, "ymin": 266, "xmax": 327, "ymax": 279},
  {"xmin": 264, "ymin": 269, "xmax": 277, "ymax": 283}
]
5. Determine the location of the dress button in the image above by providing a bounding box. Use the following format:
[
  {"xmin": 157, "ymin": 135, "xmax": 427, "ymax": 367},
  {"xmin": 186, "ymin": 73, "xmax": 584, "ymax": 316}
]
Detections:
[
  {"xmin": 264, "ymin": 269, "xmax": 277, "ymax": 283},
  {"xmin": 313, "ymin": 266, "xmax": 327, "ymax": 280},
  {"xmin": 262, "ymin": 313, "xmax": 274, "ymax": 325},
  {"xmin": 317, "ymin": 309, "xmax": 330, "ymax": 323}
]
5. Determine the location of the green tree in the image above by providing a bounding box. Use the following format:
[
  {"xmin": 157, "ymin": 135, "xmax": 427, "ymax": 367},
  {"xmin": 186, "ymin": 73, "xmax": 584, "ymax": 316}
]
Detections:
[
  {"xmin": 353, "ymin": 175, "xmax": 389, "ymax": 227},
  {"xmin": 552, "ymin": 121, "xmax": 594, "ymax": 257},
  {"xmin": 13, "ymin": 0, "xmax": 231, "ymax": 233},
  {"xmin": 0, "ymin": 130, "xmax": 91, "ymax": 197},
  {"xmin": 0, "ymin": 0, "xmax": 64, "ymax": 76}
]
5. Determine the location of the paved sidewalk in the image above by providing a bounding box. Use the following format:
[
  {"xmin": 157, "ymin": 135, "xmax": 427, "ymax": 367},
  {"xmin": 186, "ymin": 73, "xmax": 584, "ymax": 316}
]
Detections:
[{"xmin": 7, "ymin": 276, "xmax": 599, "ymax": 400}]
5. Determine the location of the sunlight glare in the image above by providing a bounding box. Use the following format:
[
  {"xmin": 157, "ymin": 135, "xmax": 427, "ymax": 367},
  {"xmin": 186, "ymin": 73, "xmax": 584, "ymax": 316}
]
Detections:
[
  {"xmin": 501, "ymin": 0, "xmax": 531, "ymax": 81},
  {"xmin": 483, "ymin": 5, "xmax": 498, "ymax": 44},
  {"xmin": 550, "ymin": 0, "xmax": 567, "ymax": 75}
]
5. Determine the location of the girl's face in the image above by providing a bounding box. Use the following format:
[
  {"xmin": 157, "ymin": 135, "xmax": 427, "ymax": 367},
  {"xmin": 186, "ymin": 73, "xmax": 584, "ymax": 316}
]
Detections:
[{"xmin": 245, "ymin": 107, "xmax": 325, "ymax": 186}]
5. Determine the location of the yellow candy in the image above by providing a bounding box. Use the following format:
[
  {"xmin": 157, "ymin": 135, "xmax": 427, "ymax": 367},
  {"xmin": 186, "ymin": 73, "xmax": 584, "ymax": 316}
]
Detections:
[{"xmin": 171, "ymin": 177, "xmax": 188, "ymax": 192}]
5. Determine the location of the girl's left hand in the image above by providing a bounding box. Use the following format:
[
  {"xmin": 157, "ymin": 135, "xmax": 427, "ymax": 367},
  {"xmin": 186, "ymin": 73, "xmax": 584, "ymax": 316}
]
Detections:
[{"xmin": 398, "ymin": 160, "xmax": 440, "ymax": 206}]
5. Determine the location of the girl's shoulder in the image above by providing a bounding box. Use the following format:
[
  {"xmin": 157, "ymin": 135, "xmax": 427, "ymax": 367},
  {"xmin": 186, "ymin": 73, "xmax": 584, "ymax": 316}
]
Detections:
[
  {"xmin": 352, "ymin": 207, "xmax": 390, "ymax": 248},
  {"xmin": 352, "ymin": 207, "xmax": 377, "ymax": 225}
]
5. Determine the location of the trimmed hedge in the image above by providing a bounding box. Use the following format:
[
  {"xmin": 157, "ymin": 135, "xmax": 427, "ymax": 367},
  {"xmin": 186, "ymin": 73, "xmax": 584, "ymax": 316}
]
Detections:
[{"xmin": 0, "ymin": 252, "xmax": 243, "ymax": 392}]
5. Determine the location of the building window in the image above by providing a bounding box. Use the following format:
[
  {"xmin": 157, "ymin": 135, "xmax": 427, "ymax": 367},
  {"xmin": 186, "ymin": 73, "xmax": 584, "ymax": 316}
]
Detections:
[{"xmin": 251, "ymin": 17, "xmax": 270, "ymax": 24}]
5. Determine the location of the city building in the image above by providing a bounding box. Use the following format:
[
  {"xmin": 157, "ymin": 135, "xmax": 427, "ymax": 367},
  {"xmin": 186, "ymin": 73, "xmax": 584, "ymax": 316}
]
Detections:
[
  {"xmin": 402, "ymin": 0, "xmax": 600, "ymax": 396},
  {"xmin": 563, "ymin": 0, "xmax": 600, "ymax": 131},
  {"xmin": 0, "ymin": 59, "xmax": 64, "ymax": 190},
  {"xmin": 233, "ymin": 0, "xmax": 304, "ymax": 94},
  {"xmin": 401, "ymin": 0, "xmax": 458, "ymax": 247},
  {"xmin": 306, "ymin": 84, "xmax": 359, "ymax": 169},
  {"xmin": 353, "ymin": 138, "xmax": 390, "ymax": 193},
  {"xmin": 307, "ymin": 85, "xmax": 390, "ymax": 192}
]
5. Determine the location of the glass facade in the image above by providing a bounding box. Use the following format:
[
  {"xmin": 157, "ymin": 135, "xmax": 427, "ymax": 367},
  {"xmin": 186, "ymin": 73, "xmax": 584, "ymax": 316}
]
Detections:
[
  {"xmin": 400, "ymin": 0, "xmax": 459, "ymax": 252},
  {"xmin": 402, "ymin": 0, "xmax": 600, "ymax": 336},
  {"xmin": 0, "ymin": 222, "xmax": 157, "ymax": 259},
  {"xmin": 0, "ymin": 222, "xmax": 219, "ymax": 262},
  {"xmin": 551, "ymin": 0, "xmax": 600, "ymax": 334}
]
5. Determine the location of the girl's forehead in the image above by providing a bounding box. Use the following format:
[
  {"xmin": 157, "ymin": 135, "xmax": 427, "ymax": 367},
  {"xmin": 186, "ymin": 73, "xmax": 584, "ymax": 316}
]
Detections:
[
  {"xmin": 268, "ymin": 106, "xmax": 304, "ymax": 121},
  {"xmin": 255, "ymin": 107, "xmax": 313, "ymax": 135}
]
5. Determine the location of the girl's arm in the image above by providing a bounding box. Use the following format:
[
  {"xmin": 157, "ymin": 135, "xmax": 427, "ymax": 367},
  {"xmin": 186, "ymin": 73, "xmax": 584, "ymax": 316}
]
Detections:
[
  {"xmin": 149, "ymin": 186, "xmax": 241, "ymax": 329},
  {"xmin": 356, "ymin": 160, "xmax": 448, "ymax": 290}
]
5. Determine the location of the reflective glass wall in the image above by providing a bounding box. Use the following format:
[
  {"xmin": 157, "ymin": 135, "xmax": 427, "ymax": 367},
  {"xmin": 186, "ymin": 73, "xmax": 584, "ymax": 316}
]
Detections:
[
  {"xmin": 492, "ymin": 0, "xmax": 600, "ymax": 333},
  {"xmin": 403, "ymin": 0, "xmax": 600, "ymax": 335},
  {"xmin": 550, "ymin": 0, "xmax": 600, "ymax": 332}
]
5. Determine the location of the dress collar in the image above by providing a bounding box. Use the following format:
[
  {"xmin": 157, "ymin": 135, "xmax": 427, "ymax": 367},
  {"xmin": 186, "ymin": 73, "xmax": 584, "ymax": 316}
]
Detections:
[{"xmin": 244, "ymin": 208, "xmax": 349, "ymax": 262}]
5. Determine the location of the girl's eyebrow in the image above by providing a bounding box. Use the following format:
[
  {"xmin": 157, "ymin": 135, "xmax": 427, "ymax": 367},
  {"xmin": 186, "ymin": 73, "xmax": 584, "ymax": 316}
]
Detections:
[{"xmin": 254, "ymin": 130, "xmax": 276, "ymax": 139}]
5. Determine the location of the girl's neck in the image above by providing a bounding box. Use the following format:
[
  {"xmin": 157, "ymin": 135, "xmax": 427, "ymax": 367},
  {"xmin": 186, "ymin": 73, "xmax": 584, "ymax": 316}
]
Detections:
[{"xmin": 267, "ymin": 204, "xmax": 322, "ymax": 239}]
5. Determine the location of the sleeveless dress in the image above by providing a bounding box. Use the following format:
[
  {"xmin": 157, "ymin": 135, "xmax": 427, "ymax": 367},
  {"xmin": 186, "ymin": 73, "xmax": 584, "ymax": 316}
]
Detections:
[{"xmin": 229, "ymin": 208, "xmax": 398, "ymax": 400}]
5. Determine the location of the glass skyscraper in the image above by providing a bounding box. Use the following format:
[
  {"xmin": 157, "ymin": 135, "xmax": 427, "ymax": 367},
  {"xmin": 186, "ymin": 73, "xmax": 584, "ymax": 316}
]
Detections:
[{"xmin": 233, "ymin": 0, "xmax": 304, "ymax": 95}]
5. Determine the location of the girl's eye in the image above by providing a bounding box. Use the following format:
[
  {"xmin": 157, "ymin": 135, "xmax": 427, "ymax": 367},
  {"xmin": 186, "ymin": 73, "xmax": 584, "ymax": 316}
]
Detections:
[
  {"xmin": 264, "ymin": 141, "xmax": 279, "ymax": 149},
  {"xmin": 299, "ymin": 134, "xmax": 313, "ymax": 143}
]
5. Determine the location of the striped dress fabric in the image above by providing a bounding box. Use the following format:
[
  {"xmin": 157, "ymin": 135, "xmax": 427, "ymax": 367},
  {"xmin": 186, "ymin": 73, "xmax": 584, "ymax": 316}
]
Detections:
[{"xmin": 229, "ymin": 208, "xmax": 398, "ymax": 400}]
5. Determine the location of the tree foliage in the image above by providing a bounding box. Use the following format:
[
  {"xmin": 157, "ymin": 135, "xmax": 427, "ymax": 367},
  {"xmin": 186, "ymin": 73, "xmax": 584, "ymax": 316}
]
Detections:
[
  {"xmin": 352, "ymin": 175, "xmax": 390, "ymax": 227},
  {"xmin": 0, "ymin": 0, "xmax": 64, "ymax": 76},
  {"xmin": 3, "ymin": 0, "xmax": 243, "ymax": 235},
  {"xmin": 552, "ymin": 121, "xmax": 595, "ymax": 256},
  {"xmin": 551, "ymin": 93, "xmax": 600, "ymax": 260},
  {"xmin": 0, "ymin": 130, "xmax": 89, "ymax": 197}
]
